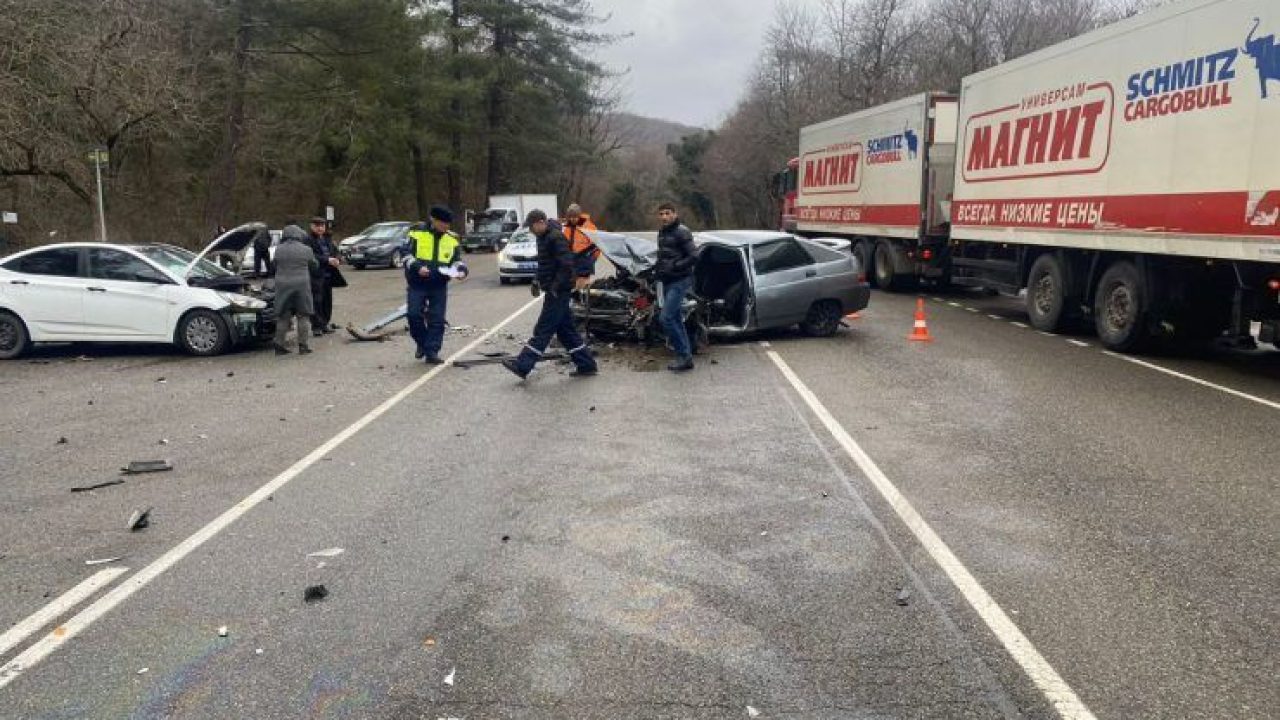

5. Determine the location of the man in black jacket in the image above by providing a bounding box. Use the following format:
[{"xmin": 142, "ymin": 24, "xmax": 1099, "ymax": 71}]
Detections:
[
  {"xmin": 304, "ymin": 217, "xmax": 341, "ymax": 334},
  {"xmin": 655, "ymin": 202, "xmax": 698, "ymax": 371},
  {"xmin": 503, "ymin": 210, "xmax": 598, "ymax": 379}
]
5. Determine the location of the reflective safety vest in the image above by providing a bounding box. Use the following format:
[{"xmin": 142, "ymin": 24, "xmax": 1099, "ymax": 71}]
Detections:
[{"xmin": 408, "ymin": 229, "xmax": 459, "ymax": 267}]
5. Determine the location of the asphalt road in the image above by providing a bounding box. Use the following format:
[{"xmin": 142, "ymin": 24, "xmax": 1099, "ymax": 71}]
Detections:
[{"xmin": 0, "ymin": 254, "xmax": 1276, "ymax": 719}]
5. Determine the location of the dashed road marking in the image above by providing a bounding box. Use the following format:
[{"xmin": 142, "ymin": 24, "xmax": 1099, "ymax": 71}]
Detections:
[
  {"xmin": 948, "ymin": 301, "xmax": 963, "ymax": 308},
  {"xmin": 1038, "ymin": 331, "xmax": 1056, "ymax": 337},
  {"xmin": 0, "ymin": 297, "xmax": 543, "ymax": 691},
  {"xmin": 1067, "ymin": 340, "xmax": 1090, "ymax": 348},
  {"xmin": 1104, "ymin": 352, "xmax": 1280, "ymax": 411},
  {"xmin": 966, "ymin": 307, "xmax": 980, "ymax": 313},
  {"xmin": 988, "ymin": 314, "xmax": 1004, "ymax": 321},
  {"xmin": 764, "ymin": 347, "xmax": 1097, "ymax": 720},
  {"xmin": 1011, "ymin": 321, "xmax": 1030, "ymax": 329}
]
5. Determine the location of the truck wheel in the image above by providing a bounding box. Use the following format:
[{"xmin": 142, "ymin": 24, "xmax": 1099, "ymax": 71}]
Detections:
[
  {"xmin": 1026, "ymin": 254, "xmax": 1069, "ymax": 332},
  {"xmin": 1093, "ymin": 261, "xmax": 1151, "ymax": 352},
  {"xmin": 0, "ymin": 310, "xmax": 31, "ymax": 360},
  {"xmin": 873, "ymin": 242, "xmax": 898, "ymax": 291},
  {"xmin": 800, "ymin": 300, "xmax": 843, "ymax": 337},
  {"xmin": 853, "ymin": 241, "xmax": 875, "ymax": 286},
  {"xmin": 177, "ymin": 309, "xmax": 231, "ymax": 357}
]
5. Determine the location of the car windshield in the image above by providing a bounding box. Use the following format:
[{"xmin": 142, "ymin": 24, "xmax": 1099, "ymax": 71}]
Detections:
[
  {"xmin": 367, "ymin": 224, "xmax": 408, "ymax": 240},
  {"xmin": 475, "ymin": 211, "xmax": 506, "ymax": 233},
  {"xmin": 508, "ymin": 229, "xmax": 534, "ymax": 244},
  {"xmin": 133, "ymin": 244, "xmax": 233, "ymax": 280}
]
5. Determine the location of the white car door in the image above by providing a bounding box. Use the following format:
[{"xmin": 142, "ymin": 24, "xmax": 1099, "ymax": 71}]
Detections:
[
  {"xmin": 82, "ymin": 248, "xmax": 175, "ymax": 339},
  {"xmin": 0, "ymin": 247, "xmax": 86, "ymax": 338}
]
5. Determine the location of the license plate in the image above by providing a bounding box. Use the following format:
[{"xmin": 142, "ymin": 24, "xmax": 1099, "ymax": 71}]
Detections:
[
  {"xmin": 350, "ymin": 253, "xmax": 364, "ymax": 260},
  {"xmin": 518, "ymin": 262, "xmax": 536, "ymax": 270}
]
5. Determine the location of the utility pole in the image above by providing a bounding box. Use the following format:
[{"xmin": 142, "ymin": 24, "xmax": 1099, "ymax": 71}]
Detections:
[{"xmin": 89, "ymin": 147, "xmax": 108, "ymax": 242}]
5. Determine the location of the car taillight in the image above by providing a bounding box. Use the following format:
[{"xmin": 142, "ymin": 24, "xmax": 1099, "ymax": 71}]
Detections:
[
  {"xmin": 922, "ymin": 248, "xmax": 934, "ymax": 261},
  {"xmin": 1268, "ymin": 278, "xmax": 1280, "ymax": 292},
  {"xmin": 634, "ymin": 296, "xmax": 651, "ymax": 310}
]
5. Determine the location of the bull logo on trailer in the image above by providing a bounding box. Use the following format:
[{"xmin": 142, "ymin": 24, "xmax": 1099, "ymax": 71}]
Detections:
[{"xmin": 1243, "ymin": 17, "xmax": 1280, "ymax": 99}]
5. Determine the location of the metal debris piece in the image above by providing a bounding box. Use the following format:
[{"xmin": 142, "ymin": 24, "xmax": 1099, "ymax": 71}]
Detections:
[
  {"xmin": 589, "ymin": 406, "xmax": 596, "ymax": 412},
  {"xmin": 895, "ymin": 587, "xmax": 911, "ymax": 607},
  {"xmin": 226, "ymin": 371, "xmax": 235, "ymax": 377},
  {"xmin": 158, "ymin": 438, "xmax": 169, "ymax": 445},
  {"xmin": 501, "ymin": 535, "xmax": 510, "ymax": 543},
  {"xmin": 255, "ymin": 648, "xmax": 263, "ymax": 655},
  {"xmin": 307, "ymin": 548, "xmax": 345, "ymax": 558},
  {"xmin": 127, "ymin": 507, "xmax": 152, "ymax": 531},
  {"xmin": 747, "ymin": 706, "xmax": 761, "ymax": 718},
  {"xmin": 56, "ymin": 437, "xmax": 68, "ymax": 445},
  {"xmin": 137, "ymin": 667, "xmax": 149, "ymax": 675},
  {"xmin": 218, "ymin": 626, "xmax": 228, "ymax": 637},
  {"xmin": 347, "ymin": 304, "xmax": 409, "ymax": 341},
  {"xmin": 304, "ymin": 585, "xmax": 329, "ymax": 603},
  {"xmin": 120, "ymin": 460, "xmax": 172, "ymax": 475},
  {"xmin": 85, "ymin": 557, "xmax": 123, "ymax": 566},
  {"xmin": 71, "ymin": 479, "xmax": 125, "ymax": 493},
  {"xmin": 453, "ymin": 351, "xmax": 565, "ymax": 369},
  {"xmin": 156, "ymin": 377, "xmax": 166, "ymax": 383},
  {"xmin": 443, "ymin": 667, "xmax": 456, "ymax": 686}
]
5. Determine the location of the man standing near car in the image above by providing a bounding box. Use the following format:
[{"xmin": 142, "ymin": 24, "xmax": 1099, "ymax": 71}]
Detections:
[
  {"xmin": 252, "ymin": 226, "xmax": 274, "ymax": 278},
  {"xmin": 502, "ymin": 210, "xmax": 598, "ymax": 379},
  {"xmin": 305, "ymin": 217, "xmax": 340, "ymax": 334},
  {"xmin": 655, "ymin": 202, "xmax": 698, "ymax": 372},
  {"xmin": 271, "ymin": 225, "xmax": 318, "ymax": 355},
  {"xmin": 403, "ymin": 206, "xmax": 468, "ymax": 364},
  {"xmin": 564, "ymin": 203, "xmax": 600, "ymax": 290}
]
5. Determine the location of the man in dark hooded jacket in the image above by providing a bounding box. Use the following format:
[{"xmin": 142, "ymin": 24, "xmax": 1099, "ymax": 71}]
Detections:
[{"xmin": 502, "ymin": 210, "xmax": 598, "ymax": 379}]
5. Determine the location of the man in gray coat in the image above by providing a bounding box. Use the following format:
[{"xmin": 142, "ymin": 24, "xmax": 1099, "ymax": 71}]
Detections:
[{"xmin": 273, "ymin": 225, "xmax": 318, "ymax": 355}]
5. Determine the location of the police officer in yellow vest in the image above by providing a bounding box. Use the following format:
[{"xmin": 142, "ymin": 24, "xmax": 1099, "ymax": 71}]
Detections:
[{"xmin": 402, "ymin": 206, "xmax": 468, "ymax": 364}]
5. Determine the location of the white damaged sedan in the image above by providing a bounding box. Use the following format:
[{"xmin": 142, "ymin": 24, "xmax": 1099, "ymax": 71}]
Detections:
[{"xmin": 0, "ymin": 224, "xmax": 273, "ymax": 359}]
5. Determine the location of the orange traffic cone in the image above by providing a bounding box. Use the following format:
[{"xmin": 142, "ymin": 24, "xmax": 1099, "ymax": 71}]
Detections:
[{"xmin": 908, "ymin": 298, "xmax": 932, "ymax": 342}]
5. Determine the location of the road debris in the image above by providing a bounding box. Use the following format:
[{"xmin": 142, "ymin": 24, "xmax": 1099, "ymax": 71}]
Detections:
[
  {"xmin": 85, "ymin": 557, "xmax": 123, "ymax": 566},
  {"xmin": 255, "ymin": 648, "xmax": 264, "ymax": 655},
  {"xmin": 70, "ymin": 479, "xmax": 126, "ymax": 493},
  {"xmin": 304, "ymin": 584, "xmax": 329, "ymax": 603},
  {"xmin": 589, "ymin": 406, "xmax": 596, "ymax": 412},
  {"xmin": 443, "ymin": 667, "xmax": 456, "ymax": 686},
  {"xmin": 121, "ymin": 460, "xmax": 172, "ymax": 475},
  {"xmin": 56, "ymin": 437, "xmax": 68, "ymax": 445},
  {"xmin": 501, "ymin": 535, "xmax": 510, "ymax": 543},
  {"xmin": 137, "ymin": 667, "xmax": 149, "ymax": 675},
  {"xmin": 158, "ymin": 438, "xmax": 169, "ymax": 445},
  {"xmin": 423, "ymin": 636, "xmax": 437, "ymax": 647},
  {"xmin": 747, "ymin": 706, "xmax": 761, "ymax": 717},
  {"xmin": 218, "ymin": 626, "xmax": 229, "ymax": 637},
  {"xmin": 156, "ymin": 377, "xmax": 166, "ymax": 383},
  {"xmin": 127, "ymin": 507, "xmax": 152, "ymax": 531},
  {"xmin": 226, "ymin": 371, "xmax": 235, "ymax": 377},
  {"xmin": 307, "ymin": 548, "xmax": 345, "ymax": 558},
  {"xmin": 896, "ymin": 587, "xmax": 911, "ymax": 607}
]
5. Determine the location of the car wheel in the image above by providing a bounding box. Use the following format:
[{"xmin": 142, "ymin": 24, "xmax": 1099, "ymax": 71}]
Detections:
[
  {"xmin": 853, "ymin": 240, "xmax": 875, "ymax": 286},
  {"xmin": 873, "ymin": 242, "xmax": 898, "ymax": 291},
  {"xmin": 800, "ymin": 300, "xmax": 843, "ymax": 337},
  {"xmin": 178, "ymin": 309, "xmax": 231, "ymax": 357},
  {"xmin": 0, "ymin": 310, "xmax": 31, "ymax": 360},
  {"xmin": 1026, "ymin": 253, "xmax": 1070, "ymax": 333},
  {"xmin": 390, "ymin": 250, "xmax": 404, "ymax": 268},
  {"xmin": 1093, "ymin": 260, "xmax": 1151, "ymax": 352}
]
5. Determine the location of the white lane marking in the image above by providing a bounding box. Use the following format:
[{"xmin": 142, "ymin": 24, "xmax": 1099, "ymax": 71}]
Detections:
[
  {"xmin": 988, "ymin": 314, "xmax": 1004, "ymax": 321},
  {"xmin": 0, "ymin": 297, "xmax": 541, "ymax": 690},
  {"xmin": 1103, "ymin": 352, "xmax": 1280, "ymax": 411},
  {"xmin": 1067, "ymin": 340, "xmax": 1090, "ymax": 348},
  {"xmin": 1011, "ymin": 321, "xmax": 1030, "ymax": 329},
  {"xmin": 1038, "ymin": 331, "xmax": 1056, "ymax": 337},
  {"xmin": 0, "ymin": 568, "xmax": 128, "ymax": 658},
  {"xmin": 763, "ymin": 348, "xmax": 1096, "ymax": 720},
  {"xmin": 931, "ymin": 297, "xmax": 945, "ymax": 303},
  {"xmin": 966, "ymin": 307, "xmax": 980, "ymax": 313},
  {"xmin": 948, "ymin": 301, "xmax": 963, "ymax": 308}
]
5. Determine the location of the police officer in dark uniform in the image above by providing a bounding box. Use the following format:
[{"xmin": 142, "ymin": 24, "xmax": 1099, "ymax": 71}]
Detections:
[
  {"xmin": 403, "ymin": 206, "xmax": 468, "ymax": 364},
  {"xmin": 502, "ymin": 209, "xmax": 598, "ymax": 379}
]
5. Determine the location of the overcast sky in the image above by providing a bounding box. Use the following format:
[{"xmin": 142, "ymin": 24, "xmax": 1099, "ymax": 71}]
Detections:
[{"xmin": 592, "ymin": 0, "xmax": 808, "ymax": 128}]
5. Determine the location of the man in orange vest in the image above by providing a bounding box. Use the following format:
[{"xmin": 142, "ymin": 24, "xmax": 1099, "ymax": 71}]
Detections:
[{"xmin": 564, "ymin": 203, "xmax": 600, "ymax": 290}]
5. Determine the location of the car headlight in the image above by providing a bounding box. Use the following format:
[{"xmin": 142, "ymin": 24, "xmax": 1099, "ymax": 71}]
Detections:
[{"xmin": 216, "ymin": 291, "xmax": 267, "ymax": 311}]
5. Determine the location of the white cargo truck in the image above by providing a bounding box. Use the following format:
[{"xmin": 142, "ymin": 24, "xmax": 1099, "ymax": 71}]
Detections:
[
  {"xmin": 793, "ymin": 92, "xmax": 959, "ymax": 291},
  {"xmin": 464, "ymin": 194, "xmax": 559, "ymax": 251},
  {"xmin": 789, "ymin": 0, "xmax": 1280, "ymax": 351}
]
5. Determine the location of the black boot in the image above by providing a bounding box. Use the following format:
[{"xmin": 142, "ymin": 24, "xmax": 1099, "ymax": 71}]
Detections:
[
  {"xmin": 298, "ymin": 345, "xmax": 313, "ymax": 355},
  {"xmin": 501, "ymin": 358, "xmax": 529, "ymax": 379},
  {"xmin": 667, "ymin": 356, "xmax": 694, "ymax": 372},
  {"xmin": 274, "ymin": 343, "xmax": 291, "ymax": 356}
]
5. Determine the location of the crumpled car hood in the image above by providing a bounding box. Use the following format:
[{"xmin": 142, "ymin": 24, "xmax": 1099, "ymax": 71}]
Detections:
[
  {"xmin": 189, "ymin": 222, "xmax": 267, "ymax": 275},
  {"xmin": 592, "ymin": 232, "xmax": 658, "ymax": 277}
]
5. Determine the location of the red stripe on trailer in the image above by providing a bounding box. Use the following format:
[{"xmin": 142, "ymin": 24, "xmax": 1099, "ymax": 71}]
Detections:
[
  {"xmin": 795, "ymin": 203, "xmax": 920, "ymax": 226},
  {"xmin": 952, "ymin": 191, "xmax": 1280, "ymax": 238}
]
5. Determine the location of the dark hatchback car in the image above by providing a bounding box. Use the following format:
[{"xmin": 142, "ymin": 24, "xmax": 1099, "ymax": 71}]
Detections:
[{"xmin": 345, "ymin": 222, "xmax": 413, "ymax": 269}]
